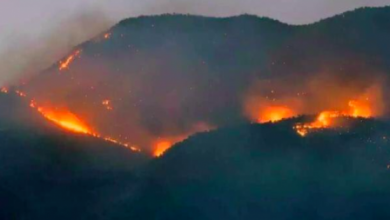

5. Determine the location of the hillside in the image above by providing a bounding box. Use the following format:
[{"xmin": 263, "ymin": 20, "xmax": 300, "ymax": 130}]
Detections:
[
  {"xmin": 1, "ymin": 6, "xmax": 390, "ymax": 219},
  {"xmin": 16, "ymin": 6, "xmax": 390, "ymax": 153}
]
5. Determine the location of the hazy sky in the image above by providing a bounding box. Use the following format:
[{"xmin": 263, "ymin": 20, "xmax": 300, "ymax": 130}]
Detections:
[
  {"xmin": 1, "ymin": 0, "xmax": 390, "ymax": 40},
  {"xmin": 0, "ymin": 0, "xmax": 389, "ymax": 85}
]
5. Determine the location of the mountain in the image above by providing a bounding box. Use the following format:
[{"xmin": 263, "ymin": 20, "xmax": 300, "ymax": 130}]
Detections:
[
  {"xmin": 0, "ymin": 93, "xmax": 149, "ymax": 219},
  {"xmin": 2, "ymin": 6, "xmax": 390, "ymax": 219},
  {"xmin": 18, "ymin": 7, "xmax": 390, "ymax": 152}
]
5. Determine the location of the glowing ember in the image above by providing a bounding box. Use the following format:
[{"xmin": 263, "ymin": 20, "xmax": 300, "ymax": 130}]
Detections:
[
  {"xmin": 258, "ymin": 106, "xmax": 295, "ymax": 123},
  {"xmin": 1, "ymin": 87, "xmax": 8, "ymax": 94},
  {"xmin": 30, "ymin": 100, "xmax": 37, "ymax": 108},
  {"xmin": 102, "ymin": 100, "xmax": 113, "ymax": 110},
  {"xmin": 59, "ymin": 50, "xmax": 82, "ymax": 71},
  {"xmin": 15, "ymin": 90, "xmax": 27, "ymax": 97},
  {"xmin": 104, "ymin": 33, "xmax": 111, "ymax": 39}
]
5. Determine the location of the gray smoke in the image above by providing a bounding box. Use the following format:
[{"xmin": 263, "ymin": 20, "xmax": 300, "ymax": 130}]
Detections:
[{"xmin": 0, "ymin": 9, "xmax": 113, "ymax": 86}]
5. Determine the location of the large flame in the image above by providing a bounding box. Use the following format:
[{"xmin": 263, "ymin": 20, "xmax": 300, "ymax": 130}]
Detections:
[
  {"xmin": 257, "ymin": 106, "xmax": 295, "ymax": 123},
  {"xmin": 36, "ymin": 106, "xmax": 93, "ymax": 134},
  {"xmin": 154, "ymin": 141, "xmax": 172, "ymax": 157}
]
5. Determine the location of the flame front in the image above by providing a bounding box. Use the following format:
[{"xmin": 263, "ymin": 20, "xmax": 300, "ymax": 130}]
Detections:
[
  {"xmin": 294, "ymin": 99, "xmax": 374, "ymax": 136},
  {"xmin": 35, "ymin": 106, "xmax": 92, "ymax": 134},
  {"xmin": 2, "ymin": 89, "xmax": 141, "ymax": 152},
  {"xmin": 32, "ymin": 103, "xmax": 141, "ymax": 151}
]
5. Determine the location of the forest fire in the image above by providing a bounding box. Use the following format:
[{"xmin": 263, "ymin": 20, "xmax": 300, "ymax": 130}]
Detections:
[
  {"xmin": 33, "ymin": 103, "xmax": 142, "ymax": 151},
  {"xmin": 257, "ymin": 106, "xmax": 295, "ymax": 123},
  {"xmin": 59, "ymin": 50, "xmax": 82, "ymax": 71},
  {"xmin": 154, "ymin": 141, "xmax": 172, "ymax": 157},
  {"xmin": 244, "ymin": 71, "xmax": 385, "ymax": 137},
  {"xmin": 2, "ymin": 89, "xmax": 142, "ymax": 152},
  {"xmin": 36, "ymin": 107, "xmax": 93, "ymax": 134},
  {"xmin": 294, "ymin": 99, "xmax": 374, "ymax": 136}
]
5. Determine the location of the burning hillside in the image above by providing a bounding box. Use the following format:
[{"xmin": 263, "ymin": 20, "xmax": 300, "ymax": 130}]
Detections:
[
  {"xmin": 244, "ymin": 65, "xmax": 386, "ymax": 136},
  {"xmin": 4, "ymin": 11, "xmax": 390, "ymax": 156},
  {"xmin": 2, "ymin": 8, "xmax": 390, "ymax": 220}
]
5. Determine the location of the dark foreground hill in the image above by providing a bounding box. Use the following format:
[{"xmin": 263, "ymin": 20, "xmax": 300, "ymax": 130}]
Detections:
[
  {"xmin": 0, "ymin": 94, "xmax": 149, "ymax": 219},
  {"xmin": 113, "ymin": 118, "xmax": 390, "ymax": 220}
]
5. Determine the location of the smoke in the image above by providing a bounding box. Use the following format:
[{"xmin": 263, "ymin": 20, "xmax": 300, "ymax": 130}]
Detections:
[
  {"xmin": 0, "ymin": 9, "xmax": 113, "ymax": 86},
  {"xmin": 244, "ymin": 60, "xmax": 387, "ymax": 123}
]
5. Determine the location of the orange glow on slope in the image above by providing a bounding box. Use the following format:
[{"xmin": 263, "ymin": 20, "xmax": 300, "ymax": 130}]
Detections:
[
  {"xmin": 59, "ymin": 50, "xmax": 82, "ymax": 71},
  {"xmin": 257, "ymin": 106, "xmax": 295, "ymax": 123},
  {"xmin": 152, "ymin": 123, "xmax": 213, "ymax": 157}
]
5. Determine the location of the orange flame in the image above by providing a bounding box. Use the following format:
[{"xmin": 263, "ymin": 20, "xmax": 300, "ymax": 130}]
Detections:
[
  {"xmin": 257, "ymin": 106, "xmax": 295, "ymax": 123},
  {"xmin": 294, "ymin": 99, "xmax": 373, "ymax": 136},
  {"xmin": 154, "ymin": 141, "xmax": 172, "ymax": 157},
  {"xmin": 36, "ymin": 106, "xmax": 93, "ymax": 134},
  {"xmin": 59, "ymin": 50, "xmax": 82, "ymax": 71}
]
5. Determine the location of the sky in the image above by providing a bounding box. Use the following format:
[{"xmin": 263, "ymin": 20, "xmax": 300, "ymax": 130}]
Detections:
[{"xmin": 0, "ymin": 0, "xmax": 389, "ymax": 85}]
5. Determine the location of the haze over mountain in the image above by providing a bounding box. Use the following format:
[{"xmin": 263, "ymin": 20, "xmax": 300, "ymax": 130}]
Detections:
[{"xmin": 1, "ymin": 6, "xmax": 390, "ymax": 220}]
